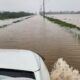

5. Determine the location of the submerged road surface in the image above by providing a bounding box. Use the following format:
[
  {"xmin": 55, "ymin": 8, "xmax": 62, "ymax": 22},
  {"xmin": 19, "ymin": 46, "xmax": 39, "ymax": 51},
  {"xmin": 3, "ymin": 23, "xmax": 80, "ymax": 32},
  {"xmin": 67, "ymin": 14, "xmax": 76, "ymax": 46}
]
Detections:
[{"xmin": 0, "ymin": 16, "xmax": 80, "ymax": 71}]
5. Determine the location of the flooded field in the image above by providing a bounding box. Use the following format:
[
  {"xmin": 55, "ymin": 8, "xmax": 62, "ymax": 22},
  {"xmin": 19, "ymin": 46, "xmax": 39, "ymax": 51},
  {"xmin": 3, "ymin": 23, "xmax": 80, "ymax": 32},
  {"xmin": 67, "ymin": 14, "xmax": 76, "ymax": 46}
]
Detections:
[
  {"xmin": 0, "ymin": 16, "xmax": 31, "ymax": 27},
  {"xmin": 0, "ymin": 16, "xmax": 80, "ymax": 72},
  {"xmin": 48, "ymin": 14, "xmax": 80, "ymax": 27}
]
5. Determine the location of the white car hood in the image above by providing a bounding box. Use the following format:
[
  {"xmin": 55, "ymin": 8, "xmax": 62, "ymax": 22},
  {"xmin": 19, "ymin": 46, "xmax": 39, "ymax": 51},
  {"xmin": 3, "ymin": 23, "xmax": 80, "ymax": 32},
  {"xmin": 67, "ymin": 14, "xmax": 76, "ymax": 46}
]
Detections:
[{"xmin": 0, "ymin": 49, "xmax": 40, "ymax": 72}]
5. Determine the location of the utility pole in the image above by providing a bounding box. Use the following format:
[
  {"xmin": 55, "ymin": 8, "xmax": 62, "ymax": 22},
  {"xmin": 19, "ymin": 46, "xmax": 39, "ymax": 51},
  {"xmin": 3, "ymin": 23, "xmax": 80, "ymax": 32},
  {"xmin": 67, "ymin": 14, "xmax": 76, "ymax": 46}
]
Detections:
[{"xmin": 43, "ymin": 0, "xmax": 45, "ymax": 17}]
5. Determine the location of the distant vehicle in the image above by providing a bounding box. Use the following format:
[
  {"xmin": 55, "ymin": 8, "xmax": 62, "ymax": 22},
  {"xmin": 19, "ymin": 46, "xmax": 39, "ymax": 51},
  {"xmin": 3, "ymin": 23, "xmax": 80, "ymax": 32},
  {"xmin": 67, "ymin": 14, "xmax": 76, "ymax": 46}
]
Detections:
[{"xmin": 0, "ymin": 49, "xmax": 50, "ymax": 80}]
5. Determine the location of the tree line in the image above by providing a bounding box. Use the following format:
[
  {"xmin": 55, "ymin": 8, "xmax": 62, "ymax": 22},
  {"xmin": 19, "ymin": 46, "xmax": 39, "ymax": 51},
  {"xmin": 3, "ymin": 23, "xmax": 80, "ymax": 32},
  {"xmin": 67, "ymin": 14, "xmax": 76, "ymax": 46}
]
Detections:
[
  {"xmin": 40, "ymin": 11, "xmax": 80, "ymax": 15},
  {"xmin": 0, "ymin": 11, "xmax": 34, "ymax": 19}
]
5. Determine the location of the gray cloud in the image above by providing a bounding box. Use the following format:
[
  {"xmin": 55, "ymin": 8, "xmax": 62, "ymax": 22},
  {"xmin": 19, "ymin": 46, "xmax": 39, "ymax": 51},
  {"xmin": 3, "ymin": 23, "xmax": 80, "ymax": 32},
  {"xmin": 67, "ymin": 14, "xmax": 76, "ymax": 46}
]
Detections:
[
  {"xmin": 0, "ymin": 0, "xmax": 80, "ymax": 13},
  {"xmin": 46, "ymin": 0, "xmax": 80, "ymax": 11}
]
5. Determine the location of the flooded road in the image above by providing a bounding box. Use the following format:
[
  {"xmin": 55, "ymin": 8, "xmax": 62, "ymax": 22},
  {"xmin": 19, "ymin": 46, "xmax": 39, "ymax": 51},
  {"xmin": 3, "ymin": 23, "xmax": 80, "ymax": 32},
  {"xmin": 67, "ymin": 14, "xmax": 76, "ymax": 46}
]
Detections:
[{"xmin": 0, "ymin": 15, "xmax": 80, "ymax": 71}]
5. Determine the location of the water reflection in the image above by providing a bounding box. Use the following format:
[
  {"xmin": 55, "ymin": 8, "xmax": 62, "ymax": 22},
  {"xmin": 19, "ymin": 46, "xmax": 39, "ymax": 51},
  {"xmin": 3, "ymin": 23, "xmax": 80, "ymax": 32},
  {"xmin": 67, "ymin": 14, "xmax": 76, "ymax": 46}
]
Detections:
[{"xmin": 64, "ymin": 27, "xmax": 80, "ymax": 42}]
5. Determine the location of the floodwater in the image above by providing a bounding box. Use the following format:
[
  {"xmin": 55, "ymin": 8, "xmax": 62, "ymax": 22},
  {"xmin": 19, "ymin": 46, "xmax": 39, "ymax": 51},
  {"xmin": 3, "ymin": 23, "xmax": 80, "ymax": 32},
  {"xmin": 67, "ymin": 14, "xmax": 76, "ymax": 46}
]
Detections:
[
  {"xmin": 0, "ymin": 16, "xmax": 31, "ymax": 27},
  {"xmin": 51, "ymin": 58, "xmax": 80, "ymax": 80},
  {"xmin": 48, "ymin": 14, "xmax": 80, "ymax": 27},
  {"xmin": 0, "ymin": 15, "xmax": 80, "ymax": 71}
]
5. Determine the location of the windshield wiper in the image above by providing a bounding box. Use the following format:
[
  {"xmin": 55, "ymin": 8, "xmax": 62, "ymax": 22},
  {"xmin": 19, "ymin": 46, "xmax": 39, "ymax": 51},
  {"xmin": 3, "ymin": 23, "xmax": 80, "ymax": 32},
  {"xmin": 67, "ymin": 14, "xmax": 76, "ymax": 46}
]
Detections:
[{"xmin": 0, "ymin": 68, "xmax": 35, "ymax": 79}]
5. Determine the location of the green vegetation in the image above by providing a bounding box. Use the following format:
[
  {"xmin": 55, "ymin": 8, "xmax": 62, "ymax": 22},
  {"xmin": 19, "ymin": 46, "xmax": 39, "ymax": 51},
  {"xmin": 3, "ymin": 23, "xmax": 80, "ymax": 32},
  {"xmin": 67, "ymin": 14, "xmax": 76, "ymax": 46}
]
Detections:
[
  {"xmin": 13, "ymin": 20, "xmax": 23, "ymax": 23},
  {"xmin": 0, "ymin": 24, "xmax": 9, "ymax": 28},
  {"xmin": 0, "ymin": 11, "xmax": 33, "ymax": 20},
  {"xmin": 45, "ymin": 16, "xmax": 80, "ymax": 30}
]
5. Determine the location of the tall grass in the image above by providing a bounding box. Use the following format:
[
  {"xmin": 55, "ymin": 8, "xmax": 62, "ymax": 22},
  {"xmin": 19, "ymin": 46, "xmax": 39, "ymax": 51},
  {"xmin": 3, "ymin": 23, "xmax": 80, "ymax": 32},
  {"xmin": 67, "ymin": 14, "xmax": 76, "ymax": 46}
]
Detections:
[{"xmin": 51, "ymin": 58, "xmax": 80, "ymax": 80}]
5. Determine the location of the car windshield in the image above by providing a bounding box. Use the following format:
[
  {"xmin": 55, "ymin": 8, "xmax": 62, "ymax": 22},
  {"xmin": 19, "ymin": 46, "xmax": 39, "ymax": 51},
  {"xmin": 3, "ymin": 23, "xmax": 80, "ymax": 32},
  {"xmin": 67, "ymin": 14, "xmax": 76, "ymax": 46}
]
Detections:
[{"xmin": 0, "ymin": 68, "xmax": 35, "ymax": 80}]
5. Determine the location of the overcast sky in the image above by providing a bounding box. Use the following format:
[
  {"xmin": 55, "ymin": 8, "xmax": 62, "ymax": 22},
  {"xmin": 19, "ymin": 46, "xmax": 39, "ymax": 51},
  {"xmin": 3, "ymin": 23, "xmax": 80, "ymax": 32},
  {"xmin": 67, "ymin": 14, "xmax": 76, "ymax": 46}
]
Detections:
[{"xmin": 0, "ymin": 0, "xmax": 80, "ymax": 13}]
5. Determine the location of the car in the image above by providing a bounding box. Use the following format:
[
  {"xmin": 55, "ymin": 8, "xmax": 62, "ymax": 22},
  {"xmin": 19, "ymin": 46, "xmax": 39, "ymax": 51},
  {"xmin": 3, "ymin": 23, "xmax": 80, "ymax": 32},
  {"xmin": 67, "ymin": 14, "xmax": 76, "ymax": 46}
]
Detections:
[{"xmin": 0, "ymin": 49, "xmax": 50, "ymax": 80}]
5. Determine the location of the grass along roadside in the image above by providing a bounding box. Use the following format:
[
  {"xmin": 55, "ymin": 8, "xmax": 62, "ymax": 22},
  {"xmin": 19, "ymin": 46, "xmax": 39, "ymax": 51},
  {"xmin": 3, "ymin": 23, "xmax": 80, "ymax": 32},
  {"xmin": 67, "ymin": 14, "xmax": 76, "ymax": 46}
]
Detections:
[{"xmin": 45, "ymin": 16, "xmax": 80, "ymax": 30}]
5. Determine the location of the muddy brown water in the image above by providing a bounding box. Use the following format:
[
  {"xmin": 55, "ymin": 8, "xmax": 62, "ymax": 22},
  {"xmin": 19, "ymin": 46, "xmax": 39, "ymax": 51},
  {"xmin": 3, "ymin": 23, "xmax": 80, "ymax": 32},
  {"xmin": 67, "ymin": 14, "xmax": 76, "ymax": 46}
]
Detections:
[{"xmin": 0, "ymin": 16, "xmax": 80, "ymax": 71}]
